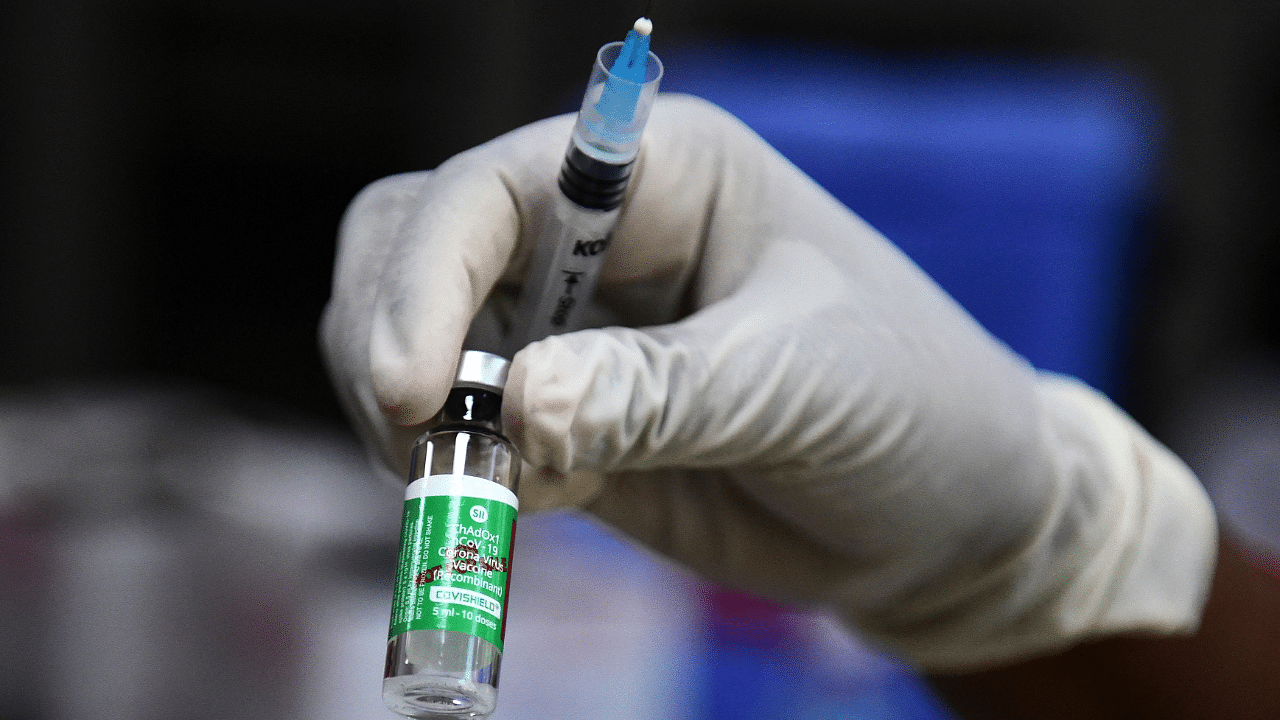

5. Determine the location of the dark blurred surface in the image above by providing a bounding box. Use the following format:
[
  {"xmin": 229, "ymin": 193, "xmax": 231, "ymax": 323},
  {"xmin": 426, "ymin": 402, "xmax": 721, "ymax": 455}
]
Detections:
[
  {"xmin": 1, "ymin": 0, "xmax": 1278, "ymax": 433},
  {"xmin": 0, "ymin": 0, "xmax": 630, "ymax": 421}
]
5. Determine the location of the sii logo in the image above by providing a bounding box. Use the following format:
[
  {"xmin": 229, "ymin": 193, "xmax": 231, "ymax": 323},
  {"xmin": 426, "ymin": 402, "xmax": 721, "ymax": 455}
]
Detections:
[{"xmin": 470, "ymin": 505, "xmax": 488, "ymax": 523}]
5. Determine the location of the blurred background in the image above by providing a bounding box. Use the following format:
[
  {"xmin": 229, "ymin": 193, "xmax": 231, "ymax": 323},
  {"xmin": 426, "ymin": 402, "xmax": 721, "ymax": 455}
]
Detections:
[{"xmin": 2, "ymin": 1, "xmax": 1279, "ymax": 719}]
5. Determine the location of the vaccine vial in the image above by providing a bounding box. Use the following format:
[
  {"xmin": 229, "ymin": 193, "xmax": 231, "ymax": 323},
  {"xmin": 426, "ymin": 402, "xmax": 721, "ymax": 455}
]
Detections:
[{"xmin": 384, "ymin": 351, "xmax": 521, "ymax": 719}]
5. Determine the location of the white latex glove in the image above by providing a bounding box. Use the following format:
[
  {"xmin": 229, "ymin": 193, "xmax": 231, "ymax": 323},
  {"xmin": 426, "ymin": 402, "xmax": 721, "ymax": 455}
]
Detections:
[{"xmin": 320, "ymin": 94, "xmax": 1217, "ymax": 671}]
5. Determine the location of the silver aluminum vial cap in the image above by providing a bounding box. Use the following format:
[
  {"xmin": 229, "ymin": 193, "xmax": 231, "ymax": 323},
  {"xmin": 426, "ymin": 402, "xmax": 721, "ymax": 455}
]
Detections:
[{"xmin": 454, "ymin": 350, "xmax": 509, "ymax": 393}]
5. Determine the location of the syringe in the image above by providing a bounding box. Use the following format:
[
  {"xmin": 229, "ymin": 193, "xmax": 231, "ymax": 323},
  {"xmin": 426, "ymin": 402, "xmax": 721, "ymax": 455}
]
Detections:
[{"xmin": 505, "ymin": 17, "xmax": 663, "ymax": 356}]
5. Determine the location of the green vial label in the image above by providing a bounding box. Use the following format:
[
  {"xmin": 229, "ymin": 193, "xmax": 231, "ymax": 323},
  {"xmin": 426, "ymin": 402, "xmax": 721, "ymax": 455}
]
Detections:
[{"xmin": 389, "ymin": 474, "xmax": 518, "ymax": 650}]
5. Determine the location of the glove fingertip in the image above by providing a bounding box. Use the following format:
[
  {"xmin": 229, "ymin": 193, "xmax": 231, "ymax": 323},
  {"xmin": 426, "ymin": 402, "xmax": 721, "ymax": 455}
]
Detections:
[
  {"xmin": 368, "ymin": 317, "xmax": 457, "ymax": 428},
  {"xmin": 507, "ymin": 329, "xmax": 677, "ymax": 473},
  {"xmin": 505, "ymin": 340, "xmax": 580, "ymax": 469}
]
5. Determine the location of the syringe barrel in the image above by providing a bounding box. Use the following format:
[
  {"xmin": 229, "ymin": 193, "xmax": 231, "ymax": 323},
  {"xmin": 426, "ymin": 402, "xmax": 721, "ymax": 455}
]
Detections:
[
  {"xmin": 504, "ymin": 39, "xmax": 661, "ymax": 356},
  {"xmin": 505, "ymin": 192, "xmax": 621, "ymax": 353}
]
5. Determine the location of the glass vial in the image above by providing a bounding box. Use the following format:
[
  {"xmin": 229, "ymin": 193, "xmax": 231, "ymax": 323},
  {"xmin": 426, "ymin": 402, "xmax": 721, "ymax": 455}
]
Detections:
[{"xmin": 384, "ymin": 351, "xmax": 521, "ymax": 719}]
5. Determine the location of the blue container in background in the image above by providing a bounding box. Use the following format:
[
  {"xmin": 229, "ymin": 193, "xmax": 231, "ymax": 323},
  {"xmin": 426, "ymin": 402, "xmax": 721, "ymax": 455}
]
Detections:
[{"xmin": 661, "ymin": 40, "xmax": 1160, "ymax": 400}]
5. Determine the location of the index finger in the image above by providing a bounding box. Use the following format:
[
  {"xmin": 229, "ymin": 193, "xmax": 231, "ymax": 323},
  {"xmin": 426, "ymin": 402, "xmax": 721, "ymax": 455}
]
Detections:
[{"xmin": 367, "ymin": 115, "xmax": 575, "ymax": 426}]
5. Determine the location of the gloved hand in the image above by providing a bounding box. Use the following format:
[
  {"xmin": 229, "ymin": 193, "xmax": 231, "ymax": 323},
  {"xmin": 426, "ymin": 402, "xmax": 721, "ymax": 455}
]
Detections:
[{"xmin": 320, "ymin": 94, "xmax": 1217, "ymax": 671}]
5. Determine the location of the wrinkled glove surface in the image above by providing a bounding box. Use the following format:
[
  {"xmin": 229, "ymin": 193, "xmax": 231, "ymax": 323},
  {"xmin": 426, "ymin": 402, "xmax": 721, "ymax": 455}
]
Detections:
[{"xmin": 321, "ymin": 94, "xmax": 1216, "ymax": 671}]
